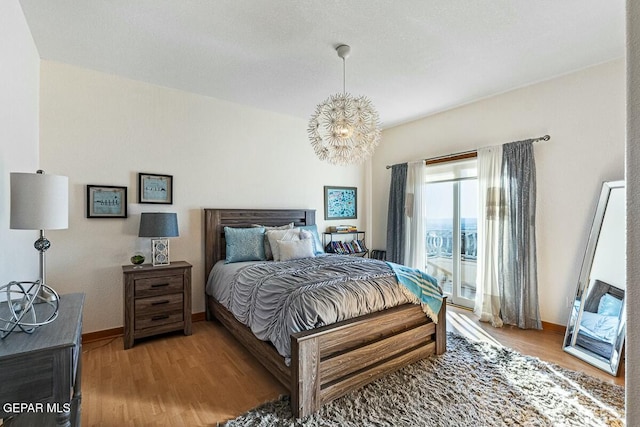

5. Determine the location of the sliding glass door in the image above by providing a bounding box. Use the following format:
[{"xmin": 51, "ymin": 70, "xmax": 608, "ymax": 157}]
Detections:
[{"xmin": 425, "ymin": 159, "xmax": 478, "ymax": 309}]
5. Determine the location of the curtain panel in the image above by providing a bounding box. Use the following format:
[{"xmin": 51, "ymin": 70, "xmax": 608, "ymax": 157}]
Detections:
[
  {"xmin": 499, "ymin": 140, "xmax": 542, "ymax": 329},
  {"xmin": 405, "ymin": 162, "xmax": 428, "ymax": 270},
  {"xmin": 386, "ymin": 163, "xmax": 408, "ymax": 264},
  {"xmin": 474, "ymin": 145, "xmax": 504, "ymax": 327}
]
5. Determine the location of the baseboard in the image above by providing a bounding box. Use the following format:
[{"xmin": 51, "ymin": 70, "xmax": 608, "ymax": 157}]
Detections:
[
  {"xmin": 542, "ymin": 321, "xmax": 566, "ymax": 335},
  {"xmin": 82, "ymin": 327, "xmax": 124, "ymax": 343},
  {"xmin": 82, "ymin": 312, "xmax": 207, "ymax": 343},
  {"xmin": 192, "ymin": 312, "xmax": 206, "ymax": 322}
]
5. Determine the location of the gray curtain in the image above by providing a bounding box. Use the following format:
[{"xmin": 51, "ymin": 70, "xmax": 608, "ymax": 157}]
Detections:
[
  {"xmin": 499, "ymin": 140, "xmax": 542, "ymax": 329},
  {"xmin": 386, "ymin": 163, "xmax": 408, "ymax": 264}
]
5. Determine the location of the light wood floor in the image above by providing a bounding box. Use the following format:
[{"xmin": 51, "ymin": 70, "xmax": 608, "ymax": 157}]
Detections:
[{"xmin": 81, "ymin": 307, "xmax": 624, "ymax": 426}]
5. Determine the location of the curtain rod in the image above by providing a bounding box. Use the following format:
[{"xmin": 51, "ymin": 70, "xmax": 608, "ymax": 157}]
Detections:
[{"xmin": 385, "ymin": 134, "xmax": 551, "ymax": 169}]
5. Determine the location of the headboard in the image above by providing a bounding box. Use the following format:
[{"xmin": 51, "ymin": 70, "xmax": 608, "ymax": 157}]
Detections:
[
  {"xmin": 583, "ymin": 279, "xmax": 625, "ymax": 313},
  {"xmin": 203, "ymin": 208, "xmax": 316, "ymax": 283}
]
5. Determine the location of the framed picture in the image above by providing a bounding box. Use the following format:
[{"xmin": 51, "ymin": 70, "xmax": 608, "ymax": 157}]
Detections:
[
  {"xmin": 138, "ymin": 173, "xmax": 173, "ymax": 204},
  {"xmin": 87, "ymin": 185, "xmax": 127, "ymax": 218},
  {"xmin": 324, "ymin": 186, "xmax": 357, "ymax": 220}
]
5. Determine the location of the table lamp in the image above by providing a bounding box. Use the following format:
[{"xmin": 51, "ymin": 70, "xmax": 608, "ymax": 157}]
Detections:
[
  {"xmin": 10, "ymin": 170, "xmax": 69, "ymax": 301},
  {"xmin": 138, "ymin": 212, "xmax": 179, "ymax": 266},
  {"xmin": 1, "ymin": 170, "xmax": 68, "ymax": 338}
]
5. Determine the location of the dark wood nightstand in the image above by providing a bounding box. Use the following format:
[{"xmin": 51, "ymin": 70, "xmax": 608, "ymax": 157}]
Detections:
[{"xmin": 122, "ymin": 261, "xmax": 192, "ymax": 349}]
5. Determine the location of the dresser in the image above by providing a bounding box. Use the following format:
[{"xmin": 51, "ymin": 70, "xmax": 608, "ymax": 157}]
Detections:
[
  {"xmin": 0, "ymin": 293, "xmax": 84, "ymax": 427},
  {"xmin": 122, "ymin": 261, "xmax": 192, "ymax": 349}
]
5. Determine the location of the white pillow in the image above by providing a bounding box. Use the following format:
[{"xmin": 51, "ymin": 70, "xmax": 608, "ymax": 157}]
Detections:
[
  {"xmin": 253, "ymin": 222, "xmax": 294, "ymax": 260},
  {"xmin": 266, "ymin": 228, "xmax": 300, "ymax": 261},
  {"xmin": 278, "ymin": 238, "xmax": 315, "ymax": 262}
]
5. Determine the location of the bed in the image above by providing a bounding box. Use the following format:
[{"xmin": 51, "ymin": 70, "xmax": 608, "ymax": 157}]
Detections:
[{"xmin": 203, "ymin": 208, "xmax": 447, "ymax": 418}]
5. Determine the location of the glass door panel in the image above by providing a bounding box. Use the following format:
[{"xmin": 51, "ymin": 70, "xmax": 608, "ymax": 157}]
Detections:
[
  {"xmin": 458, "ymin": 180, "xmax": 478, "ymax": 307},
  {"xmin": 425, "ymin": 182, "xmax": 454, "ymax": 299},
  {"xmin": 425, "ymin": 178, "xmax": 477, "ymax": 309}
]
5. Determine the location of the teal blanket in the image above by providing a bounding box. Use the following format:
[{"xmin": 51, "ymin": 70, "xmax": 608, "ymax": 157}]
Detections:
[{"xmin": 387, "ymin": 262, "xmax": 444, "ymax": 323}]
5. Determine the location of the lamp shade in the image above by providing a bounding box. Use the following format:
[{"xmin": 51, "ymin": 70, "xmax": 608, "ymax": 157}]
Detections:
[
  {"xmin": 139, "ymin": 213, "xmax": 179, "ymax": 237},
  {"xmin": 10, "ymin": 172, "xmax": 69, "ymax": 230}
]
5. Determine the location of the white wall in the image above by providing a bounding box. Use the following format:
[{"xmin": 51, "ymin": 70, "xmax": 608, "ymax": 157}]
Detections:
[
  {"xmin": 371, "ymin": 60, "xmax": 625, "ymax": 326},
  {"xmin": 39, "ymin": 61, "xmax": 366, "ymax": 333},
  {"xmin": 626, "ymin": 0, "xmax": 639, "ymax": 423},
  {"xmin": 0, "ymin": 1, "xmax": 40, "ymax": 286}
]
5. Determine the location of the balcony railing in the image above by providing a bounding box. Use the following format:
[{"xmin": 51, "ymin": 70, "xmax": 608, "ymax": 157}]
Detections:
[
  {"xmin": 426, "ymin": 229, "xmax": 477, "ymax": 260},
  {"xmin": 426, "ymin": 228, "xmax": 477, "ymax": 301}
]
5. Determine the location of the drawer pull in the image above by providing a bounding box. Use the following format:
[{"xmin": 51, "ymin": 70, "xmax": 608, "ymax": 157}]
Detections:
[
  {"xmin": 151, "ymin": 283, "xmax": 169, "ymax": 288},
  {"xmin": 152, "ymin": 315, "xmax": 170, "ymax": 321},
  {"xmin": 151, "ymin": 300, "xmax": 170, "ymax": 306}
]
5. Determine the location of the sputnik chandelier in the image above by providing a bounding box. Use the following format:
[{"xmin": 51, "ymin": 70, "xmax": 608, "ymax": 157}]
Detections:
[{"xmin": 308, "ymin": 44, "xmax": 381, "ymax": 166}]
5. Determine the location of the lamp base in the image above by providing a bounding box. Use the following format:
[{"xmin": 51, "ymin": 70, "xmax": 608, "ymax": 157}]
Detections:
[
  {"xmin": 36, "ymin": 285, "xmax": 58, "ymax": 303},
  {"xmin": 0, "ymin": 280, "xmax": 59, "ymax": 338},
  {"xmin": 151, "ymin": 238, "xmax": 170, "ymax": 266},
  {"xmin": 33, "ymin": 230, "xmax": 57, "ymax": 303}
]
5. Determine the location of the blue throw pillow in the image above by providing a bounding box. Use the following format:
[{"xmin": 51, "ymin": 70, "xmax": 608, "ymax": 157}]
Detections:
[
  {"xmin": 224, "ymin": 226, "xmax": 266, "ymax": 263},
  {"xmin": 597, "ymin": 293, "xmax": 623, "ymax": 317},
  {"xmin": 299, "ymin": 224, "xmax": 325, "ymax": 255}
]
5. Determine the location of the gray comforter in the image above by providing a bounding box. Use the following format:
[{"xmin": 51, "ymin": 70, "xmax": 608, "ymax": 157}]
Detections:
[{"xmin": 208, "ymin": 255, "xmax": 418, "ymax": 361}]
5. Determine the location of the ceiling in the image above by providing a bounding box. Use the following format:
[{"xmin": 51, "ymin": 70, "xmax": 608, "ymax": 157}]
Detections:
[{"xmin": 19, "ymin": 0, "xmax": 625, "ymax": 128}]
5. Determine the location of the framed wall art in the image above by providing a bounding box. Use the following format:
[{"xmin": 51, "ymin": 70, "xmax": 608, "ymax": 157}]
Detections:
[
  {"xmin": 87, "ymin": 185, "xmax": 128, "ymax": 218},
  {"xmin": 138, "ymin": 173, "xmax": 173, "ymax": 204},
  {"xmin": 324, "ymin": 186, "xmax": 357, "ymax": 220}
]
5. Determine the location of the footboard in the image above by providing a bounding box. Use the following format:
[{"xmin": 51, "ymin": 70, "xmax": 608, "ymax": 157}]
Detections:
[{"xmin": 291, "ymin": 300, "xmax": 447, "ymax": 418}]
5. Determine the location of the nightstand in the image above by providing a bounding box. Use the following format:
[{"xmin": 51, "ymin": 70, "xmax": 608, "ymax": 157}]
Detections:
[
  {"xmin": 0, "ymin": 293, "xmax": 84, "ymax": 427},
  {"xmin": 122, "ymin": 261, "xmax": 192, "ymax": 349}
]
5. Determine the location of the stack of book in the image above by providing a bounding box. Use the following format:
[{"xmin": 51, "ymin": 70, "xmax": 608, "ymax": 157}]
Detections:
[
  {"xmin": 325, "ymin": 239, "xmax": 367, "ymax": 255},
  {"xmin": 327, "ymin": 225, "xmax": 358, "ymax": 233}
]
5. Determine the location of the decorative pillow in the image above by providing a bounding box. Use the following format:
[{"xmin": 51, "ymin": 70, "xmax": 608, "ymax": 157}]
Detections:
[
  {"xmin": 299, "ymin": 224, "xmax": 325, "ymax": 255},
  {"xmin": 266, "ymin": 228, "xmax": 300, "ymax": 261},
  {"xmin": 224, "ymin": 226, "xmax": 266, "ymax": 263},
  {"xmin": 278, "ymin": 238, "xmax": 315, "ymax": 262},
  {"xmin": 252, "ymin": 222, "xmax": 294, "ymax": 260},
  {"xmin": 299, "ymin": 229, "xmax": 313, "ymax": 241},
  {"xmin": 597, "ymin": 293, "xmax": 623, "ymax": 317}
]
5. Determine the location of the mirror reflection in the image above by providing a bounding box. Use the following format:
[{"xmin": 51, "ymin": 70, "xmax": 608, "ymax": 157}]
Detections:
[{"xmin": 563, "ymin": 180, "xmax": 625, "ymax": 376}]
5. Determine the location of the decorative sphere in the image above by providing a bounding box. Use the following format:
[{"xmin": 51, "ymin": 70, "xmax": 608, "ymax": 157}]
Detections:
[{"xmin": 130, "ymin": 253, "xmax": 145, "ymax": 265}]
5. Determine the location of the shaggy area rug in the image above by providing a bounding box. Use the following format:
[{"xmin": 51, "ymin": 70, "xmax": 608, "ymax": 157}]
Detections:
[{"xmin": 223, "ymin": 333, "xmax": 624, "ymax": 427}]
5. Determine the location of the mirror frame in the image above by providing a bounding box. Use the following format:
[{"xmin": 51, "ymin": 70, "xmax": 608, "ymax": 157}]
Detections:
[{"xmin": 563, "ymin": 180, "xmax": 625, "ymax": 376}]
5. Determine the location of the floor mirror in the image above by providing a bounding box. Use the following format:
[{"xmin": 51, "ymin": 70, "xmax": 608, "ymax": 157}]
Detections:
[{"xmin": 563, "ymin": 180, "xmax": 625, "ymax": 376}]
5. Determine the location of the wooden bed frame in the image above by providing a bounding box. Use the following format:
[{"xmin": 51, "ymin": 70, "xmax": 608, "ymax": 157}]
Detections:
[{"xmin": 204, "ymin": 208, "xmax": 447, "ymax": 418}]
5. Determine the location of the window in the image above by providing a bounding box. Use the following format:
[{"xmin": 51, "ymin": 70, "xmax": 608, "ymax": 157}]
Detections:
[{"xmin": 424, "ymin": 158, "xmax": 477, "ymax": 308}]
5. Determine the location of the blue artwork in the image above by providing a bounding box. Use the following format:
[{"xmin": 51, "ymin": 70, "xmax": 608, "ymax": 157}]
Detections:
[{"xmin": 325, "ymin": 187, "xmax": 357, "ymax": 219}]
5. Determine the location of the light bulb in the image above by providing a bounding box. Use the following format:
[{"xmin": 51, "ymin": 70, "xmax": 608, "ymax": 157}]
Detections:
[{"xmin": 338, "ymin": 125, "xmax": 352, "ymax": 139}]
